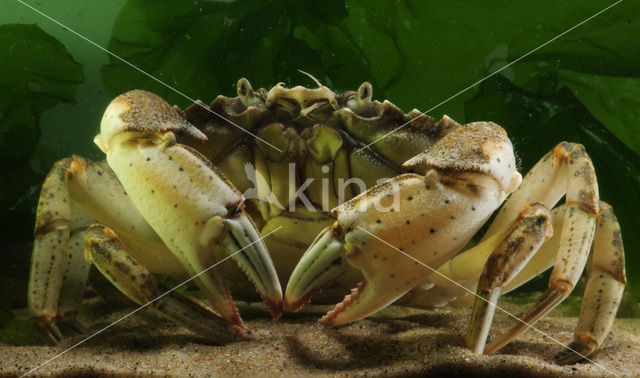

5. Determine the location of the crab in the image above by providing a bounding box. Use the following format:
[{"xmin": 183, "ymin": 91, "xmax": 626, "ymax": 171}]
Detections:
[{"xmin": 29, "ymin": 75, "xmax": 625, "ymax": 363}]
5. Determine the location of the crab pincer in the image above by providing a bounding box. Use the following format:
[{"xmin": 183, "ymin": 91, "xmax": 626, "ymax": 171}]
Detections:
[
  {"xmin": 285, "ymin": 122, "xmax": 522, "ymax": 325},
  {"xmin": 96, "ymin": 91, "xmax": 283, "ymax": 325}
]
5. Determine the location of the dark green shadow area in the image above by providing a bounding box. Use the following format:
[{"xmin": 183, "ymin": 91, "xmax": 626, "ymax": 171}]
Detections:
[{"xmin": 0, "ymin": 24, "xmax": 84, "ymax": 329}]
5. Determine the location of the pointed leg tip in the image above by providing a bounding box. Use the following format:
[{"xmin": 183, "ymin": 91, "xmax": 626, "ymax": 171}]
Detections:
[
  {"xmin": 466, "ymin": 338, "xmax": 486, "ymax": 355},
  {"xmin": 58, "ymin": 316, "xmax": 87, "ymax": 335},
  {"xmin": 483, "ymin": 334, "xmax": 512, "ymax": 356},
  {"xmin": 200, "ymin": 323, "xmax": 244, "ymax": 346},
  {"xmin": 483, "ymin": 340, "xmax": 502, "ymax": 356},
  {"xmin": 555, "ymin": 341, "xmax": 595, "ymax": 365},
  {"xmin": 556, "ymin": 352, "xmax": 583, "ymax": 365},
  {"xmin": 264, "ymin": 297, "xmax": 283, "ymax": 321},
  {"xmin": 229, "ymin": 312, "xmax": 247, "ymax": 330},
  {"xmin": 224, "ymin": 325, "xmax": 245, "ymax": 343},
  {"xmin": 32, "ymin": 317, "xmax": 63, "ymax": 345}
]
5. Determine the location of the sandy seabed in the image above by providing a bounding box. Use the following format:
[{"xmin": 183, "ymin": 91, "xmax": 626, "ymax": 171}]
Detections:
[{"xmin": 1, "ymin": 297, "xmax": 639, "ymax": 377}]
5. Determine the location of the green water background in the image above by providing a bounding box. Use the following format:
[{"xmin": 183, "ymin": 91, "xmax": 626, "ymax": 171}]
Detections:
[{"xmin": 1, "ymin": 0, "xmax": 639, "ymax": 335}]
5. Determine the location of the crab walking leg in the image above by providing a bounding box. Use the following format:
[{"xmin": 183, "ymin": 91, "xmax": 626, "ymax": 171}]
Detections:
[
  {"xmin": 88, "ymin": 267, "xmax": 137, "ymax": 308},
  {"xmin": 29, "ymin": 156, "xmax": 169, "ymax": 344},
  {"xmin": 557, "ymin": 202, "xmax": 626, "ymax": 364},
  {"xmin": 55, "ymin": 202, "xmax": 94, "ymax": 334},
  {"xmin": 484, "ymin": 145, "xmax": 600, "ymax": 355},
  {"xmin": 500, "ymin": 206, "xmax": 565, "ymax": 294},
  {"xmin": 64, "ymin": 156, "xmax": 188, "ymax": 277},
  {"xmin": 465, "ymin": 203, "xmax": 553, "ymax": 354},
  {"xmin": 29, "ymin": 161, "xmax": 72, "ymax": 344},
  {"xmin": 97, "ymin": 90, "xmax": 283, "ymax": 325},
  {"xmin": 482, "ymin": 143, "xmax": 573, "ymax": 240},
  {"xmin": 397, "ymin": 206, "xmax": 565, "ymax": 310},
  {"xmin": 407, "ymin": 144, "xmax": 583, "ymax": 309},
  {"xmin": 404, "ymin": 143, "xmax": 589, "ymax": 310},
  {"xmin": 84, "ymin": 225, "xmax": 239, "ymax": 344}
]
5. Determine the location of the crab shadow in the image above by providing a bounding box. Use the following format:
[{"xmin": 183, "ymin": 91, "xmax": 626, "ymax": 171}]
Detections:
[
  {"xmin": 283, "ymin": 313, "xmax": 464, "ymax": 372},
  {"xmin": 283, "ymin": 323, "xmax": 572, "ymax": 377},
  {"xmin": 61, "ymin": 309, "xmax": 222, "ymax": 352},
  {"xmin": 491, "ymin": 339, "xmax": 610, "ymax": 366},
  {"xmin": 281, "ymin": 310, "xmax": 582, "ymax": 377}
]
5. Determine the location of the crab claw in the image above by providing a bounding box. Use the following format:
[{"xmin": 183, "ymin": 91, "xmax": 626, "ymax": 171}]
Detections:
[
  {"xmin": 219, "ymin": 210, "xmax": 283, "ymax": 320},
  {"xmin": 285, "ymin": 225, "xmax": 349, "ymax": 312},
  {"xmin": 285, "ymin": 218, "xmax": 429, "ymax": 326},
  {"xmin": 98, "ymin": 89, "xmax": 283, "ymax": 327},
  {"xmin": 286, "ymin": 122, "xmax": 521, "ymax": 325},
  {"xmin": 285, "ymin": 173, "xmax": 473, "ymax": 326}
]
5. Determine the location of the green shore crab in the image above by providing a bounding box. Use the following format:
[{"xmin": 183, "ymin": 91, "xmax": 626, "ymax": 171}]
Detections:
[{"xmin": 29, "ymin": 76, "xmax": 626, "ymax": 364}]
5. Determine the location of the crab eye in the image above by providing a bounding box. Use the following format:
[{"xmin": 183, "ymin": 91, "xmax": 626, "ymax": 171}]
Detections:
[
  {"xmin": 358, "ymin": 82, "xmax": 372, "ymax": 100},
  {"xmin": 237, "ymin": 78, "xmax": 252, "ymax": 97}
]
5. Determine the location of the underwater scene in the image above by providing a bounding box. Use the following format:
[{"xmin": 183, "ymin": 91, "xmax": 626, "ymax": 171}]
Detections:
[{"xmin": 1, "ymin": 1, "xmax": 639, "ymax": 376}]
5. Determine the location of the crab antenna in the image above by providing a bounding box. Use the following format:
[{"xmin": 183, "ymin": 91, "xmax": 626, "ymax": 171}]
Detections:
[{"xmin": 298, "ymin": 69, "xmax": 325, "ymax": 89}]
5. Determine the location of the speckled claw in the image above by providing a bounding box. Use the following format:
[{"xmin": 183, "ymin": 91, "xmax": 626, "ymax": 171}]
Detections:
[
  {"xmin": 287, "ymin": 122, "xmax": 522, "ymax": 326},
  {"xmin": 220, "ymin": 210, "xmax": 283, "ymax": 320},
  {"xmin": 98, "ymin": 90, "xmax": 283, "ymax": 326},
  {"xmin": 285, "ymin": 226, "xmax": 348, "ymax": 312}
]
